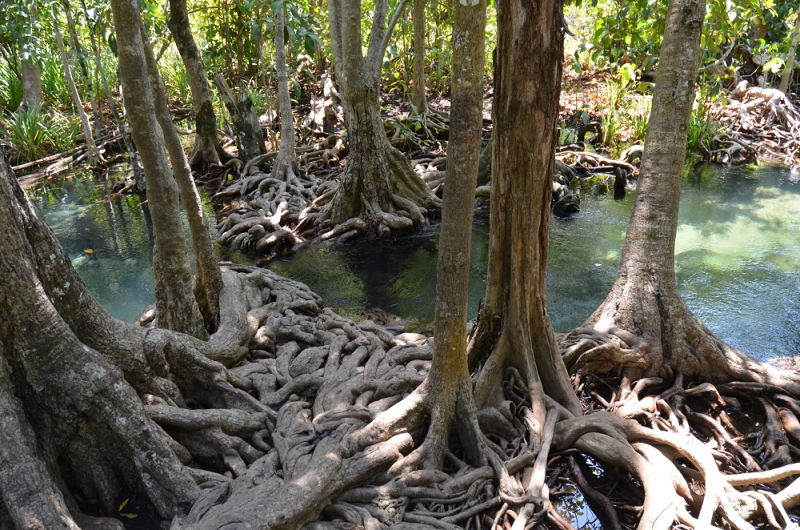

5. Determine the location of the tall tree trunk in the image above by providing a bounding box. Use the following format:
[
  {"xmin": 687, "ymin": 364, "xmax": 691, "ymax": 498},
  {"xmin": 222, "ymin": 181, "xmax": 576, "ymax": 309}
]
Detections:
[
  {"xmin": 0, "ymin": 150, "xmax": 201, "ymax": 528},
  {"xmin": 52, "ymin": 11, "xmax": 102, "ymax": 167},
  {"xmin": 167, "ymin": 0, "xmax": 229, "ymax": 168},
  {"xmin": 780, "ymin": 4, "xmax": 800, "ymax": 94},
  {"xmin": 139, "ymin": 22, "xmax": 223, "ymax": 332},
  {"xmin": 21, "ymin": 61, "xmax": 44, "ymax": 110},
  {"xmin": 468, "ymin": 0, "xmax": 580, "ymax": 434},
  {"xmin": 396, "ymin": 0, "xmax": 486, "ymax": 472},
  {"xmin": 110, "ymin": 0, "xmax": 207, "ymax": 339},
  {"xmin": 20, "ymin": 2, "xmax": 44, "ymax": 111},
  {"xmin": 271, "ymin": 3, "xmax": 301, "ymax": 182},
  {"xmin": 560, "ymin": 0, "xmax": 797, "ymax": 391},
  {"xmin": 411, "ymin": 0, "xmax": 428, "ymax": 114},
  {"xmin": 79, "ymin": 0, "xmax": 146, "ymax": 191},
  {"xmin": 301, "ymin": 0, "xmax": 439, "ymax": 241},
  {"xmin": 63, "ymin": 0, "xmax": 102, "ymax": 139}
]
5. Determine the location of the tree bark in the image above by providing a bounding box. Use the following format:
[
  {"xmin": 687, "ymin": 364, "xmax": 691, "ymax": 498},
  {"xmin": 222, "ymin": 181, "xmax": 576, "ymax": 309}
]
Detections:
[
  {"xmin": 780, "ymin": 4, "xmax": 800, "ymax": 94},
  {"xmin": 79, "ymin": 0, "xmax": 146, "ymax": 191},
  {"xmin": 563, "ymin": 0, "xmax": 800, "ymax": 395},
  {"xmin": 63, "ymin": 0, "xmax": 102, "ymax": 139},
  {"xmin": 20, "ymin": 2, "xmax": 44, "ymax": 111},
  {"xmin": 0, "ymin": 150, "xmax": 200, "ymax": 528},
  {"xmin": 401, "ymin": 0, "xmax": 486, "ymax": 471},
  {"xmin": 468, "ymin": 0, "xmax": 581, "ymax": 429},
  {"xmin": 139, "ymin": 22, "xmax": 223, "ymax": 332},
  {"xmin": 411, "ymin": 0, "xmax": 429, "ymax": 114},
  {"xmin": 52, "ymin": 11, "xmax": 101, "ymax": 167},
  {"xmin": 271, "ymin": 2, "xmax": 301, "ymax": 181},
  {"xmin": 110, "ymin": 0, "xmax": 207, "ymax": 339},
  {"xmin": 215, "ymin": 74, "xmax": 267, "ymax": 165},
  {"xmin": 167, "ymin": 0, "xmax": 229, "ymax": 168},
  {"xmin": 310, "ymin": 0, "xmax": 439, "ymax": 240}
]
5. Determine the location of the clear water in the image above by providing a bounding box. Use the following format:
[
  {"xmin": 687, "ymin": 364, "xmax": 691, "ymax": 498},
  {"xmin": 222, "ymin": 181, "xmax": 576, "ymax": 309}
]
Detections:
[
  {"xmin": 27, "ymin": 167, "xmax": 217, "ymax": 323},
  {"xmin": 27, "ymin": 163, "xmax": 800, "ymax": 361}
]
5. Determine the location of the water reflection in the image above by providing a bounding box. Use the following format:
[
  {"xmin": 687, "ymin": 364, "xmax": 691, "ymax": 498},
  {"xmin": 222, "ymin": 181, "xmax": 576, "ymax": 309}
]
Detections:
[
  {"xmin": 26, "ymin": 163, "xmax": 800, "ymax": 361},
  {"xmin": 27, "ymin": 167, "xmax": 213, "ymax": 323}
]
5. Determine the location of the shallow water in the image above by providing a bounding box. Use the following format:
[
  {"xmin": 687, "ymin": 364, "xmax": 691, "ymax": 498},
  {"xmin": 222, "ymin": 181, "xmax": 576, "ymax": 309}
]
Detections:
[
  {"xmin": 269, "ymin": 163, "xmax": 800, "ymax": 361},
  {"xmin": 27, "ymin": 163, "xmax": 800, "ymax": 361}
]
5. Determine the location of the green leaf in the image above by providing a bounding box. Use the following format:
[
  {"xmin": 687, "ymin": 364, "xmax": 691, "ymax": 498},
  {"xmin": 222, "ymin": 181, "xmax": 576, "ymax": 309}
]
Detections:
[{"xmin": 304, "ymin": 34, "xmax": 316, "ymax": 56}]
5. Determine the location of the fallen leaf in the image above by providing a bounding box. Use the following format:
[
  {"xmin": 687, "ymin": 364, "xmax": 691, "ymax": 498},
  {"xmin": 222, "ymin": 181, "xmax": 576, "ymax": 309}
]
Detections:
[
  {"xmin": 118, "ymin": 498, "xmax": 129, "ymax": 511},
  {"xmin": 84, "ymin": 249, "xmax": 94, "ymax": 254}
]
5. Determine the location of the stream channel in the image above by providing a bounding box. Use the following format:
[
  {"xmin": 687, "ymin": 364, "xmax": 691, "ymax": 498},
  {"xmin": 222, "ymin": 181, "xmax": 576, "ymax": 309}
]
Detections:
[
  {"xmin": 24, "ymin": 162, "xmax": 800, "ymax": 528},
  {"xmin": 29, "ymin": 163, "xmax": 800, "ymax": 362}
]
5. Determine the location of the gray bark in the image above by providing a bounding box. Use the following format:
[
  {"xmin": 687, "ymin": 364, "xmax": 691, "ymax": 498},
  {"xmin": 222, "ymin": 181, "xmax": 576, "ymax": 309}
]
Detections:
[
  {"xmin": 215, "ymin": 74, "xmax": 266, "ymax": 165},
  {"xmin": 63, "ymin": 0, "xmax": 102, "ymax": 140},
  {"xmin": 52, "ymin": 12, "xmax": 101, "ymax": 167},
  {"xmin": 110, "ymin": 0, "xmax": 207, "ymax": 339},
  {"xmin": 139, "ymin": 23, "xmax": 223, "ymax": 331},
  {"xmin": 318, "ymin": 0, "xmax": 438, "ymax": 239},
  {"xmin": 167, "ymin": 0, "xmax": 229, "ymax": 167},
  {"xmin": 411, "ymin": 0, "xmax": 428, "ymax": 114},
  {"xmin": 272, "ymin": 4, "xmax": 301, "ymax": 180},
  {"xmin": 420, "ymin": 0, "xmax": 487, "ymax": 469},
  {"xmin": 0, "ymin": 150, "xmax": 200, "ymax": 527},
  {"xmin": 79, "ymin": 0, "xmax": 146, "ymax": 191}
]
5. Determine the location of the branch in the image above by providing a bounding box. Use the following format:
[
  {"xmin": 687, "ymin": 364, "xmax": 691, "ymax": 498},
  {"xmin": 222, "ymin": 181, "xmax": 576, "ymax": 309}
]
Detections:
[
  {"xmin": 367, "ymin": 0, "xmax": 410, "ymax": 75},
  {"xmin": 698, "ymin": 43, "xmax": 735, "ymax": 74}
]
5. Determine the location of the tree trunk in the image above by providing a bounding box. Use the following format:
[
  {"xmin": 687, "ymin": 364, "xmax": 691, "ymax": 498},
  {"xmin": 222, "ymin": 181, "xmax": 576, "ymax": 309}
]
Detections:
[
  {"xmin": 21, "ymin": 61, "xmax": 44, "ymax": 111},
  {"xmin": 139, "ymin": 22, "xmax": 223, "ymax": 332},
  {"xmin": 110, "ymin": 0, "xmax": 207, "ymax": 339},
  {"xmin": 215, "ymin": 74, "xmax": 267, "ymax": 165},
  {"xmin": 560, "ymin": 0, "xmax": 797, "ymax": 391},
  {"xmin": 411, "ymin": 0, "xmax": 428, "ymax": 114},
  {"xmin": 79, "ymin": 0, "xmax": 146, "ymax": 191},
  {"xmin": 52, "ymin": 11, "xmax": 101, "ymax": 167},
  {"xmin": 396, "ymin": 0, "xmax": 486, "ymax": 472},
  {"xmin": 307, "ymin": 0, "xmax": 439, "ymax": 240},
  {"xmin": 0, "ymin": 150, "xmax": 201, "ymax": 528},
  {"xmin": 167, "ymin": 0, "xmax": 229, "ymax": 168},
  {"xmin": 64, "ymin": 0, "xmax": 103, "ymax": 140},
  {"xmin": 468, "ymin": 0, "xmax": 580, "ymax": 422},
  {"xmin": 780, "ymin": 4, "xmax": 800, "ymax": 94},
  {"xmin": 271, "ymin": 3, "xmax": 301, "ymax": 181}
]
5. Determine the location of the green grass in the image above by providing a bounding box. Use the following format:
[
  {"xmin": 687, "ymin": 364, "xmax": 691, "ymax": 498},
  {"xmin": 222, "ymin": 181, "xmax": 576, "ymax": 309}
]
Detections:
[
  {"xmin": 0, "ymin": 47, "xmax": 23, "ymax": 112},
  {"xmin": 2, "ymin": 104, "xmax": 81, "ymax": 163}
]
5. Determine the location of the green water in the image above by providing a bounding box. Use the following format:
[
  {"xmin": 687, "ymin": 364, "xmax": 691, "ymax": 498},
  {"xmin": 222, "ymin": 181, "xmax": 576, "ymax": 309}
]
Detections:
[
  {"xmin": 28, "ymin": 163, "xmax": 800, "ymax": 361},
  {"xmin": 269, "ymin": 164, "xmax": 800, "ymax": 361},
  {"xmin": 27, "ymin": 167, "xmax": 216, "ymax": 323}
]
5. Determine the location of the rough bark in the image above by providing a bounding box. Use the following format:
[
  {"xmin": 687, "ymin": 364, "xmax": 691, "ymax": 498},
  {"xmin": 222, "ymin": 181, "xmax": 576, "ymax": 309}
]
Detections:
[
  {"xmin": 411, "ymin": 0, "xmax": 428, "ymax": 114},
  {"xmin": 561, "ymin": 0, "xmax": 800, "ymax": 394},
  {"xmin": 79, "ymin": 0, "xmax": 146, "ymax": 191},
  {"xmin": 110, "ymin": 0, "xmax": 207, "ymax": 339},
  {"xmin": 139, "ymin": 23, "xmax": 223, "ymax": 331},
  {"xmin": 167, "ymin": 0, "xmax": 229, "ymax": 168},
  {"xmin": 215, "ymin": 74, "xmax": 267, "ymax": 164},
  {"xmin": 52, "ymin": 11, "xmax": 101, "ymax": 167},
  {"xmin": 298, "ymin": 0, "xmax": 439, "ymax": 240},
  {"xmin": 0, "ymin": 151, "xmax": 200, "ymax": 528},
  {"xmin": 468, "ymin": 0, "xmax": 581, "ymax": 425}
]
